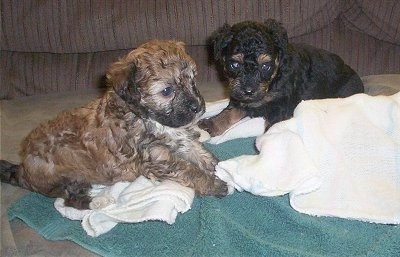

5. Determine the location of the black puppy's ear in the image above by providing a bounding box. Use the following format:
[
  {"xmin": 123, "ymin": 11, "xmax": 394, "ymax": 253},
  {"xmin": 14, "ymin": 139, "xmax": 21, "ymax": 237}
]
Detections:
[
  {"xmin": 210, "ymin": 23, "xmax": 233, "ymax": 62},
  {"xmin": 263, "ymin": 19, "xmax": 288, "ymax": 51}
]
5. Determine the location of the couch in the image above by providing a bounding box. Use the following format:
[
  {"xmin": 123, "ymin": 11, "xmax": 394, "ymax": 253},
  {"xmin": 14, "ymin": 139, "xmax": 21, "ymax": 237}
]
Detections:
[
  {"xmin": 1, "ymin": 0, "xmax": 399, "ymax": 99},
  {"xmin": 1, "ymin": 1, "xmax": 399, "ymax": 256}
]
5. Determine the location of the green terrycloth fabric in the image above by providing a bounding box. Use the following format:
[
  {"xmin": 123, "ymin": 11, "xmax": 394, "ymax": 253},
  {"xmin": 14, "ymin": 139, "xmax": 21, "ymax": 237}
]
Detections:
[{"xmin": 8, "ymin": 137, "xmax": 400, "ymax": 257}]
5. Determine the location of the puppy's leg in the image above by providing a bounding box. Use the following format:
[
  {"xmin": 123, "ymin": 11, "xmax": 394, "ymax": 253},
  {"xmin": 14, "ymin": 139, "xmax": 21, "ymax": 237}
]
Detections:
[
  {"xmin": 198, "ymin": 105, "xmax": 246, "ymax": 136},
  {"xmin": 144, "ymin": 145, "xmax": 227, "ymax": 196},
  {"xmin": 182, "ymin": 143, "xmax": 228, "ymax": 197},
  {"xmin": 41, "ymin": 176, "xmax": 92, "ymax": 209},
  {"xmin": 337, "ymin": 73, "xmax": 364, "ymax": 97},
  {"xmin": 144, "ymin": 161, "xmax": 228, "ymax": 197},
  {"xmin": 0, "ymin": 160, "xmax": 20, "ymax": 186},
  {"xmin": 62, "ymin": 180, "xmax": 92, "ymax": 210},
  {"xmin": 1, "ymin": 160, "xmax": 92, "ymax": 209}
]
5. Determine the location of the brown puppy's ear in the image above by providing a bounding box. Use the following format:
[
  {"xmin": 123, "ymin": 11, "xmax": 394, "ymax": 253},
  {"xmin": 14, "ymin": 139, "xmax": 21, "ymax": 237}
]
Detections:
[
  {"xmin": 263, "ymin": 19, "xmax": 288, "ymax": 51},
  {"xmin": 210, "ymin": 23, "xmax": 233, "ymax": 62},
  {"xmin": 108, "ymin": 61, "xmax": 150, "ymax": 118},
  {"xmin": 106, "ymin": 58, "xmax": 133, "ymax": 89},
  {"xmin": 107, "ymin": 61, "xmax": 140, "ymax": 105},
  {"xmin": 113, "ymin": 63, "xmax": 140, "ymax": 105},
  {"xmin": 109, "ymin": 62, "xmax": 150, "ymax": 117},
  {"xmin": 174, "ymin": 41, "xmax": 186, "ymax": 51}
]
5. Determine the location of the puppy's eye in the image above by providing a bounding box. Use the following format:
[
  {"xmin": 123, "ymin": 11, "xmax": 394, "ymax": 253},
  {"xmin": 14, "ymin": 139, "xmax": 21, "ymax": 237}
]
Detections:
[
  {"xmin": 229, "ymin": 62, "xmax": 241, "ymax": 70},
  {"xmin": 261, "ymin": 63, "xmax": 272, "ymax": 72},
  {"xmin": 161, "ymin": 86, "xmax": 175, "ymax": 97}
]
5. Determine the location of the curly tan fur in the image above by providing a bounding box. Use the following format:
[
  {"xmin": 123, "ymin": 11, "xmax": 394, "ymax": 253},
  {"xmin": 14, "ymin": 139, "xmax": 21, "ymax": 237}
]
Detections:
[{"xmin": 1, "ymin": 40, "xmax": 227, "ymax": 209}]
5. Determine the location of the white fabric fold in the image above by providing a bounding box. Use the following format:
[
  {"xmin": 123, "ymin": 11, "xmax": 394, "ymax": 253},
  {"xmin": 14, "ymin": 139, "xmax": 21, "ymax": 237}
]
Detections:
[
  {"xmin": 216, "ymin": 92, "xmax": 400, "ymax": 224},
  {"xmin": 55, "ymin": 176, "xmax": 194, "ymax": 237}
]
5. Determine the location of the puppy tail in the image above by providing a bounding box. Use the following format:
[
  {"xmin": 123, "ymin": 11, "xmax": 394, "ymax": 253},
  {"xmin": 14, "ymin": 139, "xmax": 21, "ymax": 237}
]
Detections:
[{"xmin": 0, "ymin": 160, "xmax": 23, "ymax": 187}]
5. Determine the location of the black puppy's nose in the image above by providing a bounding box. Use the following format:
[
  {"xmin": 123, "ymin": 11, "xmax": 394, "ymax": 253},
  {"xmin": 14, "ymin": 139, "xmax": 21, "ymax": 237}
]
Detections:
[{"xmin": 244, "ymin": 87, "xmax": 255, "ymax": 96}]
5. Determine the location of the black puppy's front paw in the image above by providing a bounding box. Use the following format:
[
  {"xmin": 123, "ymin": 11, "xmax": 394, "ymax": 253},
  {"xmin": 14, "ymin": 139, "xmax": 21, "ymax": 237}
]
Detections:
[{"xmin": 198, "ymin": 118, "xmax": 221, "ymax": 137}]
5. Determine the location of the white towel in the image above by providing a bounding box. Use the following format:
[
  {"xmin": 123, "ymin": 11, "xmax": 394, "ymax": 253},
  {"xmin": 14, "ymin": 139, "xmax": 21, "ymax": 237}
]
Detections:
[
  {"xmin": 216, "ymin": 92, "xmax": 400, "ymax": 224},
  {"xmin": 55, "ymin": 176, "xmax": 194, "ymax": 237}
]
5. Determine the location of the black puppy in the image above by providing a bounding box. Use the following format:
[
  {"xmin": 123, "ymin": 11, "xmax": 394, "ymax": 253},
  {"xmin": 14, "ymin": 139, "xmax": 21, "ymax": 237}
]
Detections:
[{"xmin": 199, "ymin": 20, "xmax": 364, "ymax": 136}]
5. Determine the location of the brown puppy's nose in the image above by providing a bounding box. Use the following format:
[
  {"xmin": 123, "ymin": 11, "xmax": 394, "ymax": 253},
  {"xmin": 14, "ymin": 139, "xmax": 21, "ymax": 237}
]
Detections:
[{"xmin": 190, "ymin": 103, "xmax": 200, "ymax": 113}]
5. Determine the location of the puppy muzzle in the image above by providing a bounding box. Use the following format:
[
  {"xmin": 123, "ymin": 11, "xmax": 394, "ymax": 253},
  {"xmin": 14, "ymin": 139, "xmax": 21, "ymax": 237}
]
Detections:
[{"xmin": 231, "ymin": 80, "xmax": 267, "ymax": 103}]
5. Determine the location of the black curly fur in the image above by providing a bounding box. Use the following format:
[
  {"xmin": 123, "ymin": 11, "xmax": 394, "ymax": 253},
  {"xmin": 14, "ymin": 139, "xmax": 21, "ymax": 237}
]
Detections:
[{"xmin": 210, "ymin": 19, "xmax": 364, "ymax": 130}]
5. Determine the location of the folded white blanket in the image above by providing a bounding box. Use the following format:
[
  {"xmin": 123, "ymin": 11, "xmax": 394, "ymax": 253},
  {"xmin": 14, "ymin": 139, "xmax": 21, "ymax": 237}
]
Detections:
[
  {"xmin": 55, "ymin": 176, "xmax": 194, "ymax": 237},
  {"xmin": 216, "ymin": 92, "xmax": 400, "ymax": 224}
]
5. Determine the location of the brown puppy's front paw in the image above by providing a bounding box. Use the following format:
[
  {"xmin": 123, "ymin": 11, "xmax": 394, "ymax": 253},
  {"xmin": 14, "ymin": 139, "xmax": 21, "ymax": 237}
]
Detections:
[
  {"xmin": 194, "ymin": 175, "xmax": 228, "ymax": 198},
  {"xmin": 208, "ymin": 177, "xmax": 229, "ymax": 198},
  {"xmin": 198, "ymin": 118, "xmax": 222, "ymax": 137}
]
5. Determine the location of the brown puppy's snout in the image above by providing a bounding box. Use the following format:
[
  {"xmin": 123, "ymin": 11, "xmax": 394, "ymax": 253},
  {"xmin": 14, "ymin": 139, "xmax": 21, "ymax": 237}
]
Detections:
[
  {"xmin": 186, "ymin": 92, "xmax": 205, "ymax": 114},
  {"xmin": 189, "ymin": 101, "xmax": 201, "ymax": 113}
]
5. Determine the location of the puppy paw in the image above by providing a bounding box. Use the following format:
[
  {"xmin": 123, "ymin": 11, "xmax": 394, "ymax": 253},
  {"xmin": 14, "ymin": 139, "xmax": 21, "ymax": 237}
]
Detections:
[
  {"xmin": 192, "ymin": 125, "xmax": 211, "ymax": 142},
  {"xmin": 208, "ymin": 178, "xmax": 229, "ymax": 198},
  {"xmin": 0, "ymin": 162, "xmax": 20, "ymax": 186},
  {"xmin": 198, "ymin": 119, "xmax": 221, "ymax": 137},
  {"xmin": 90, "ymin": 196, "xmax": 116, "ymax": 210}
]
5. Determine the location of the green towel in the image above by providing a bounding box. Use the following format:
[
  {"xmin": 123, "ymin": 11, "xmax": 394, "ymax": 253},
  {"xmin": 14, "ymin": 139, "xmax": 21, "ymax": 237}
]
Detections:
[{"xmin": 8, "ymin": 137, "xmax": 400, "ymax": 257}]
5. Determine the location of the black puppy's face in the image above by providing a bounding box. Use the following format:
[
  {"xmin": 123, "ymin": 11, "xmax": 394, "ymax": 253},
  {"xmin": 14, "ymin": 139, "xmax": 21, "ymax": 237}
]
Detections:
[{"xmin": 212, "ymin": 20, "xmax": 288, "ymax": 103}]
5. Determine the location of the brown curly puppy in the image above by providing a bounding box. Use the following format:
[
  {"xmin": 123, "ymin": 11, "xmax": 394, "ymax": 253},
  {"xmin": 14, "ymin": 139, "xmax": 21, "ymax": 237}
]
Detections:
[{"xmin": 0, "ymin": 40, "xmax": 228, "ymax": 209}]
